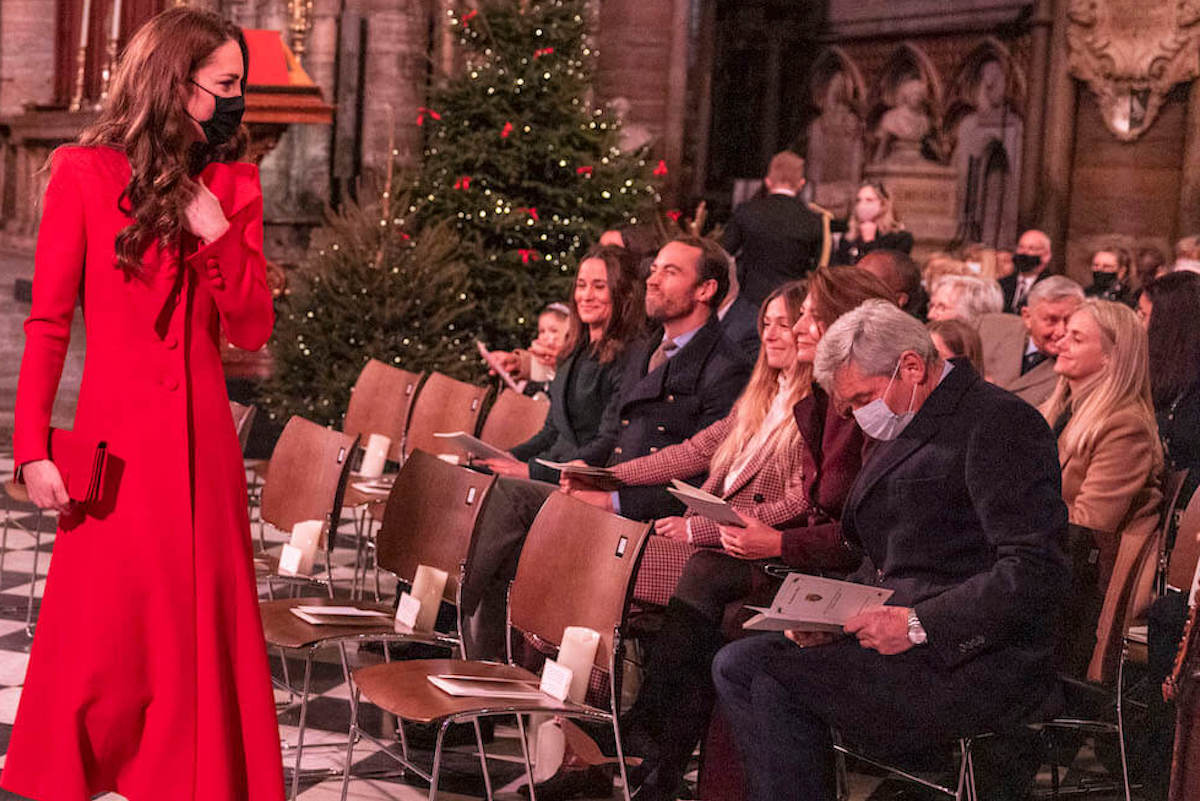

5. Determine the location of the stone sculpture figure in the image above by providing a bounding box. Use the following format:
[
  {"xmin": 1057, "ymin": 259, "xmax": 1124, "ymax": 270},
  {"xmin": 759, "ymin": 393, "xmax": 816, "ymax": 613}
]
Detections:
[
  {"xmin": 806, "ymin": 71, "xmax": 865, "ymax": 216},
  {"xmin": 873, "ymin": 77, "xmax": 932, "ymax": 164}
]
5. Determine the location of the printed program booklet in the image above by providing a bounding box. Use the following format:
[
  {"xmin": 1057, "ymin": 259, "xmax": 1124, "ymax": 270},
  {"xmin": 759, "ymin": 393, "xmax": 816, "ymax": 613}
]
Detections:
[{"xmin": 742, "ymin": 573, "xmax": 894, "ymax": 632}]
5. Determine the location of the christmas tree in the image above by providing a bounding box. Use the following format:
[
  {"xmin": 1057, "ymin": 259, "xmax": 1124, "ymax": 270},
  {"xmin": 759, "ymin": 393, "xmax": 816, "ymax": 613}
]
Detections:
[
  {"xmin": 412, "ymin": 0, "xmax": 660, "ymax": 351},
  {"xmin": 258, "ymin": 184, "xmax": 478, "ymax": 427}
]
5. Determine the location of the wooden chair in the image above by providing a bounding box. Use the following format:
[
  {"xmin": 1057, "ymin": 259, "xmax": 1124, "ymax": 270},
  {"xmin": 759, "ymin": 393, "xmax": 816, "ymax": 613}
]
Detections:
[
  {"xmin": 230, "ymin": 400, "xmax": 257, "ymax": 454},
  {"xmin": 254, "ymin": 416, "xmax": 358, "ymax": 596},
  {"xmin": 403, "ymin": 372, "xmax": 491, "ymax": 461},
  {"xmin": 259, "ymin": 449, "xmax": 496, "ymax": 799},
  {"xmin": 342, "ymin": 359, "xmax": 424, "ymax": 464},
  {"xmin": 338, "ymin": 491, "xmax": 652, "ymax": 801},
  {"xmin": 479, "ymin": 389, "xmax": 550, "ymax": 452}
]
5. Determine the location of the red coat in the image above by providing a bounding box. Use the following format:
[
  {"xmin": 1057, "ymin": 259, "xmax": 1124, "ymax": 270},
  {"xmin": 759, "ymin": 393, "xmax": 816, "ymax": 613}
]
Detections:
[{"xmin": 4, "ymin": 146, "xmax": 284, "ymax": 801}]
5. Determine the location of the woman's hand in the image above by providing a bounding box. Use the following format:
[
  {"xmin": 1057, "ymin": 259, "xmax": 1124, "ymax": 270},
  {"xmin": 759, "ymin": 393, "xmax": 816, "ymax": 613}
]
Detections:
[
  {"xmin": 718, "ymin": 516, "xmax": 783, "ymax": 560},
  {"xmin": 528, "ymin": 340, "xmax": 560, "ymax": 367},
  {"xmin": 183, "ymin": 182, "xmax": 230, "ymax": 245},
  {"xmin": 486, "ymin": 349, "xmax": 522, "ymax": 377},
  {"xmin": 475, "ymin": 456, "xmax": 529, "ymax": 480},
  {"xmin": 654, "ymin": 516, "xmax": 689, "ymax": 542},
  {"xmin": 20, "ymin": 459, "xmax": 71, "ymax": 513}
]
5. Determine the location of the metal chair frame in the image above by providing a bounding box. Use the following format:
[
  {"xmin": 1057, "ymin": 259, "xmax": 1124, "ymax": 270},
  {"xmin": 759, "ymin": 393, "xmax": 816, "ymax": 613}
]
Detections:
[{"xmin": 1, "ymin": 483, "xmax": 46, "ymax": 636}]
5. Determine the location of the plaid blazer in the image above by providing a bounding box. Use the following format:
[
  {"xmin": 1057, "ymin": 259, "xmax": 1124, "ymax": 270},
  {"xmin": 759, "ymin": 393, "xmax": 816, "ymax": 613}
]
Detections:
[{"xmin": 612, "ymin": 405, "xmax": 812, "ymax": 607}]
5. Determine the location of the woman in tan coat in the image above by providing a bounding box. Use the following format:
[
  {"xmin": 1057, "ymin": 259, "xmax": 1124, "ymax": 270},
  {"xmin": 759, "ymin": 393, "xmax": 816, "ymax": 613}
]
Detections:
[{"xmin": 1041, "ymin": 299, "xmax": 1162, "ymax": 683}]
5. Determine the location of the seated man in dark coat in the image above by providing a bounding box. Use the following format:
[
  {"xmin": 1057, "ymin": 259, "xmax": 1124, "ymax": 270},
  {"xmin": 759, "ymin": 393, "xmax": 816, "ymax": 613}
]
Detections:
[{"xmin": 713, "ymin": 299, "xmax": 1069, "ymax": 801}]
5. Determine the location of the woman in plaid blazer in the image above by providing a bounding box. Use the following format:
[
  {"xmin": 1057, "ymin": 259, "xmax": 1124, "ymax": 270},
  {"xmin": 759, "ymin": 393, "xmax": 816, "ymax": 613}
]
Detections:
[{"xmin": 606, "ymin": 281, "xmax": 812, "ymax": 608}]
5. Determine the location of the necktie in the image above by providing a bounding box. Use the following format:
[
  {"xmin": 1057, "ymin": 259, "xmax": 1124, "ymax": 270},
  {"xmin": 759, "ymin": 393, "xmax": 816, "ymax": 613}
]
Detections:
[
  {"xmin": 648, "ymin": 338, "xmax": 678, "ymax": 373},
  {"xmin": 1021, "ymin": 349, "xmax": 1048, "ymax": 376}
]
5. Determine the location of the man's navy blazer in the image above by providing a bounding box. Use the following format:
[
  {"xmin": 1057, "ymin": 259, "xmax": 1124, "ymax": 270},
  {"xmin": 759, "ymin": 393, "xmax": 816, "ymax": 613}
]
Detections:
[{"xmin": 842, "ymin": 359, "xmax": 1070, "ymax": 678}]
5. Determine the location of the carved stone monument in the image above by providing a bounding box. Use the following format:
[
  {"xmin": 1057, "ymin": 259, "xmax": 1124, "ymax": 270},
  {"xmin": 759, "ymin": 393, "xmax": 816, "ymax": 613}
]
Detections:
[
  {"xmin": 806, "ymin": 70, "xmax": 865, "ymax": 217},
  {"xmin": 866, "ymin": 64, "xmax": 957, "ymax": 252},
  {"xmin": 953, "ymin": 59, "xmax": 1023, "ymax": 248}
]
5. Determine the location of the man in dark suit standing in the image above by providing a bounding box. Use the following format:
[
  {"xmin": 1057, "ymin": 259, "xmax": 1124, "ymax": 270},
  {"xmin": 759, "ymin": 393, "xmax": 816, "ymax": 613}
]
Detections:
[
  {"xmin": 713, "ymin": 300, "xmax": 1068, "ymax": 801},
  {"xmin": 721, "ymin": 151, "xmax": 826, "ymax": 308},
  {"xmin": 1000, "ymin": 228, "xmax": 1053, "ymax": 312}
]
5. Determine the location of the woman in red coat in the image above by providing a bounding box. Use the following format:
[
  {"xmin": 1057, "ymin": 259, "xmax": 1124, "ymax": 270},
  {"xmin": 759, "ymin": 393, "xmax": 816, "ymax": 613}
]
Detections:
[{"xmin": 4, "ymin": 9, "xmax": 283, "ymax": 801}]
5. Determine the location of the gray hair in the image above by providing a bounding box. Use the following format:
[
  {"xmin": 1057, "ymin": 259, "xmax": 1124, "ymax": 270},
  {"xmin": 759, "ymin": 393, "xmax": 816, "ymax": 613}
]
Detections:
[
  {"xmin": 931, "ymin": 275, "xmax": 1004, "ymax": 326},
  {"xmin": 814, "ymin": 299, "xmax": 939, "ymax": 390},
  {"xmin": 1026, "ymin": 275, "xmax": 1084, "ymax": 309}
]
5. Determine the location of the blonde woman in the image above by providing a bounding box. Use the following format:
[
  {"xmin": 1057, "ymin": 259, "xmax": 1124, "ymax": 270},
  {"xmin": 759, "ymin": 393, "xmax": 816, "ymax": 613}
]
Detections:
[
  {"xmin": 1040, "ymin": 299, "xmax": 1162, "ymax": 683},
  {"xmin": 572, "ymin": 281, "xmax": 814, "ymax": 608},
  {"xmin": 833, "ymin": 181, "xmax": 913, "ymax": 265}
]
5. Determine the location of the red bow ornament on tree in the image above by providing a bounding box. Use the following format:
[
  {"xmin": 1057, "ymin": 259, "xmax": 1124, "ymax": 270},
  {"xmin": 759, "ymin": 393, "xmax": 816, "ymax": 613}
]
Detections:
[
  {"xmin": 416, "ymin": 107, "xmax": 442, "ymax": 126},
  {"xmin": 461, "ymin": 9, "xmax": 478, "ymax": 25},
  {"xmin": 533, "ymin": 47, "xmax": 555, "ymax": 58},
  {"xmin": 501, "ymin": 121, "xmax": 514, "ymax": 138},
  {"xmin": 454, "ymin": 175, "xmax": 472, "ymax": 190},
  {"xmin": 517, "ymin": 207, "xmax": 540, "ymax": 222},
  {"xmin": 518, "ymin": 249, "xmax": 540, "ymax": 264},
  {"xmin": 653, "ymin": 160, "xmax": 669, "ymax": 177},
  {"xmin": 576, "ymin": 166, "xmax": 594, "ymax": 177},
  {"xmin": 666, "ymin": 209, "xmax": 683, "ymax": 223}
]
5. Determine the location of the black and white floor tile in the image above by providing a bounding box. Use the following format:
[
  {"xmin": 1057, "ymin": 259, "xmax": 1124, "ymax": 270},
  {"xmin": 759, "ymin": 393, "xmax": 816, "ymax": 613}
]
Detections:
[{"xmin": 0, "ymin": 452, "xmax": 1134, "ymax": 800}]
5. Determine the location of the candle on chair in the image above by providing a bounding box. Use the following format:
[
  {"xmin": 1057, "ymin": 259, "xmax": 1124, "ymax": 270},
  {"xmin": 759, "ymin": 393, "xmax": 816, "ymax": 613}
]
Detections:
[
  {"xmin": 286, "ymin": 519, "xmax": 323, "ymax": 576},
  {"xmin": 359, "ymin": 433, "xmax": 391, "ymax": 478},
  {"xmin": 557, "ymin": 626, "xmax": 600, "ymax": 704},
  {"xmin": 410, "ymin": 565, "xmax": 449, "ymax": 633}
]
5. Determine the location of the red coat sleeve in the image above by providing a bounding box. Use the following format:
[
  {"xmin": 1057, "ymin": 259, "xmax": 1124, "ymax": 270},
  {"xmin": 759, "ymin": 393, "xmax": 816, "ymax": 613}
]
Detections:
[
  {"xmin": 13, "ymin": 149, "xmax": 86, "ymax": 466},
  {"xmin": 185, "ymin": 172, "xmax": 273, "ymax": 351}
]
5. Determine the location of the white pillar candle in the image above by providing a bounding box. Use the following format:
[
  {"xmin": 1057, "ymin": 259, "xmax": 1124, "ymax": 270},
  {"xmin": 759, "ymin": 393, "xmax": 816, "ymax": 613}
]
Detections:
[
  {"xmin": 109, "ymin": 0, "xmax": 122, "ymax": 43},
  {"xmin": 287, "ymin": 519, "xmax": 324, "ymax": 576},
  {"xmin": 531, "ymin": 717, "xmax": 566, "ymax": 782},
  {"xmin": 359, "ymin": 433, "xmax": 391, "ymax": 478},
  {"xmin": 557, "ymin": 626, "xmax": 600, "ymax": 704},
  {"xmin": 410, "ymin": 564, "xmax": 449, "ymax": 633}
]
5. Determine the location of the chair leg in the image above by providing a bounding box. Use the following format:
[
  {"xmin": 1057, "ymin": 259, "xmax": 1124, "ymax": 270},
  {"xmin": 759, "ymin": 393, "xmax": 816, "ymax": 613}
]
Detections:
[
  {"xmin": 611, "ymin": 714, "xmax": 633, "ymax": 801},
  {"xmin": 25, "ymin": 510, "xmax": 43, "ymax": 635},
  {"xmin": 289, "ymin": 653, "xmax": 314, "ymax": 800},
  {"xmin": 1, "ymin": 492, "xmax": 12, "ymax": 585},
  {"xmin": 473, "ymin": 716, "xmax": 495, "ymax": 801},
  {"xmin": 428, "ymin": 719, "xmax": 454, "ymax": 801},
  {"xmin": 517, "ymin": 713, "xmax": 538, "ymax": 801},
  {"xmin": 1115, "ymin": 646, "xmax": 1133, "ymax": 801},
  {"xmin": 834, "ymin": 734, "xmax": 849, "ymax": 801},
  {"xmin": 960, "ymin": 738, "xmax": 977, "ymax": 801},
  {"xmin": 340, "ymin": 686, "xmax": 361, "ymax": 801}
]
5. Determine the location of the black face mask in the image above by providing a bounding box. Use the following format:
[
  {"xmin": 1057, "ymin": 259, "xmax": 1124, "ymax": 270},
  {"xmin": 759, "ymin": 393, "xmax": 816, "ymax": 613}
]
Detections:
[
  {"xmin": 1012, "ymin": 253, "xmax": 1042, "ymax": 274},
  {"xmin": 1091, "ymin": 271, "xmax": 1118, "ymax": 292},
  {"xmin": 190, "ymin": 80, "xmax": 245, "ymax": 146}
]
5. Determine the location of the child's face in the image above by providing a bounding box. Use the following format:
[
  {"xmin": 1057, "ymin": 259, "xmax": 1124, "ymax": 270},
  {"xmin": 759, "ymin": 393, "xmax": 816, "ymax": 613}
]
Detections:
[{"xmin": 536, "ymin": 313, "xmax": 568, "ymax": 349}]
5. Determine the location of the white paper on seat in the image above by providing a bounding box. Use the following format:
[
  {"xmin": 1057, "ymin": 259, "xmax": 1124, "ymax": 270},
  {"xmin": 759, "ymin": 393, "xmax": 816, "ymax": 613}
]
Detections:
[
  {"xmin": 427, "ymin": 674, "xmax": 548, "ymax": 700},
  {"xmin": 289, "ymin": 606, "xmax": 392, "ymax": 626},
  {"xmin": 742, "ymin": 573, "xmax": 894, "ymax": 632}
]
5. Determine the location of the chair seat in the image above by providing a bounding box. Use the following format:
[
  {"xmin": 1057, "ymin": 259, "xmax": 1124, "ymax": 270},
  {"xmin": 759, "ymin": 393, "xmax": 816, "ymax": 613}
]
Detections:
[
  {"xmin": 261, "ymin": 597, "xmax": 399, "ymax": 649},
  {"xmin": 353, "ymin": 658, "xmax": 589, "ymax": 724},
  {"xmin": 343, "ymin": 482, "xmax": 392, "ymax": 510},
  {"xmin": 253, "ymin": 553, "xmax": 327, "ymax": 586}
]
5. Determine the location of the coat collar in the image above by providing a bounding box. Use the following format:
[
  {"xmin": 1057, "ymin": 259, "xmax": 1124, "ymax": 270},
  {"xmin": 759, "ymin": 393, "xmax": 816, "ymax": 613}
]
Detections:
[
  {"xmin": 622, "ymin": 314, "xmax": 724, "ymax": 405},
  {"xmin": 847, "ymin": 358, "xmax": 978, "ymax": 512},
  {"xmin": 198, "ymin": 161, "xmax": 262, "ymax": 220}
]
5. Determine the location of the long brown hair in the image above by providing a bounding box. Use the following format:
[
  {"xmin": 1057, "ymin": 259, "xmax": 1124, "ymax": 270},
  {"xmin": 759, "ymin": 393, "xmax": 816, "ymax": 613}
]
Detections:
[
  {"xmin": 711, "ymin": 281, "xmax": 809, "ymax": 477},
  {"xmin": 806, "ymin": 266, "xmax": 896, "ymax": 328},
  {"xmin": 568, "ymin": 245, "xmax": 646, "ymax": 364},
  {"xmin": 77, "ymin": 8, "xmax": 248, "ymax": 277}
]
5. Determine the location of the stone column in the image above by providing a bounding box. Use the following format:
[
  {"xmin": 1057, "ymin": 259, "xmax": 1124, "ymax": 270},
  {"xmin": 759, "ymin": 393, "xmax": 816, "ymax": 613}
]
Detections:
[
  {"xmin": 0, "ymin": 0, "xmax": 57, "ymax": 115},
  {"xmin": 1037, "ymin": 0, "xmax": 1077, "ymax": 267},
  {"xmin": 662, "ymin": 0, "xmax": 690, "ymax": 206},
  {"xmin": 1017, "ymin": 0, "xmax": 1053, "ymax": 230},
  {"xmin": 1179, "ymin": 79, "xmax": 1200, "ymax": 238}
]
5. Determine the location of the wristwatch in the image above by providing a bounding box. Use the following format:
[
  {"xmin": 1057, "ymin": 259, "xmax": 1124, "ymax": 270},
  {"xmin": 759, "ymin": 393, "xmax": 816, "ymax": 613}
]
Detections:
[{"xmin": 906, "ymin": 609, "xmax": 928, "ymax": 645}]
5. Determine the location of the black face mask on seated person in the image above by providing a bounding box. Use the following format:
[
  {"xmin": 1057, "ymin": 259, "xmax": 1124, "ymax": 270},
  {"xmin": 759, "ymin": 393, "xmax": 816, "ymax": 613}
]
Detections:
[{"xmin": 1012, "ymin": 253, "xmax": 1042, "ymax": 274}]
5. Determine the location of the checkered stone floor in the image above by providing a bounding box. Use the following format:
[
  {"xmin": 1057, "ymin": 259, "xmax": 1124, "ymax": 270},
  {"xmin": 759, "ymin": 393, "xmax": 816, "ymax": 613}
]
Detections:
[{"xmin": 0, "ymin": 452, "xmax": 1135, "ymax": 801}]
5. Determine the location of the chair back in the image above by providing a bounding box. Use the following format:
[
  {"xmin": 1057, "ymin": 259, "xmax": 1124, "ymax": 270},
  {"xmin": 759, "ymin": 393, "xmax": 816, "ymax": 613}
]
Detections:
[
  {"xmin": 375, "ymin": 449, "xmax": 496, "ymax": 600},
  {"xmin": 479, "ymin": 389, "xmax": 550, "ymax": 451},
  {"xmin": 343, "ymin": 359, "xmax": 424, "ymax": 462},
  {"xmin": 230, "ymin": 401, "xmax": 257, "ymax": 454},
  {"xmin": 508, "ymin": 492, "xmax": 651, "ymax": 677},
  {"xmin": 260, "ymin": 416, "xmax": 358, "ymax": 538},
  {"xmin": 1169, "ymin": 478, "xmax": 1200, "ymax": 594},
  {"xmin": 404, "ymin": 372, "xmax": 490, "ymax": 459}
]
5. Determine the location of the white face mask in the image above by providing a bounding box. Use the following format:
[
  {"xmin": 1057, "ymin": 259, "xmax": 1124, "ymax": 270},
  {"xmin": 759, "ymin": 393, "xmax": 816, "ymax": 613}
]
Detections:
[{"xmin": 852, "ymin": 360, "xmax": 918, "ymax": 441}]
